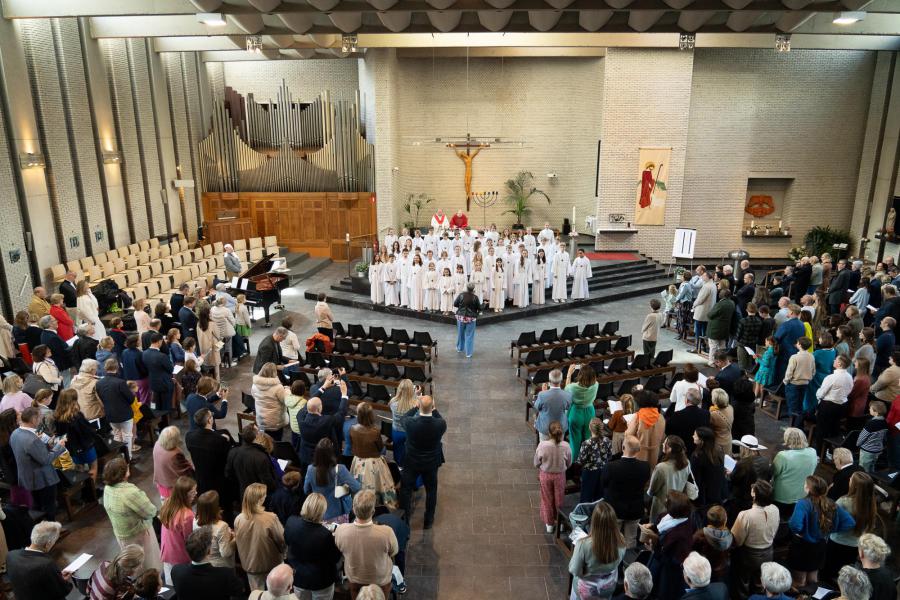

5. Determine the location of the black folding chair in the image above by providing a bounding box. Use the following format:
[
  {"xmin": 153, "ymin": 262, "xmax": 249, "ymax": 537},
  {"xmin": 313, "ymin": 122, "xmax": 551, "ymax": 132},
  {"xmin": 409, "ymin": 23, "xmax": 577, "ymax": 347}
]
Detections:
[
  {"xmin": 548, "ymin": 346, "xmax": 568, "ymax": 363},
  {"xmin": 616, "ymin": 378, "xmax": 639, "ymax": 397},
  {"xmin": 379, "ymin": 363, "xmax": 402, "ymax": 380},
  {"xmin": 359, "ymin": 340, "xmax": 379, "ymax": 356},
  {"xmin": 613, "ymin": 335, "xmax": 632, "ymax": 352},
  {"xmin": 391, "ymin": 329, "xmax": 411, "ymax": 344},
  {"xmin": 560, "ymin": 326, "xmax": 579, "ymax": 341},
  {"xmin": 539, "ymin": 329, "xmax": 558, "ymax": 344},
  {"xmin": 607, "ymin": 357, "xmax": 628, "ymax": 373},
  {"xmin": 347, "ymin": 324, "xmax": 367, "ymax": 339},
  {"xmin": 369, "ymin": 326, "xmax": 389, "ymax": 341},
  {"xmin": 381, "ymin": 343, "xmax": 402, "ymax": 359},
  {"xmin": 629, "ymin": 354, "xmax": 649, "ymax": 371},
  {"xmin": 654, "ymin": 349, "xmax": 674, "ymax": 367},
  {"xmin": 602, "ymin": 320, "xmax": 619, "ymax": 335},
  {"xmin": 334, "ymin": 338, "xmax": 355, "ymax": 354},
  {"xmin": 366, "ymin": 384, "xmax": 391, "ymax": 404}
]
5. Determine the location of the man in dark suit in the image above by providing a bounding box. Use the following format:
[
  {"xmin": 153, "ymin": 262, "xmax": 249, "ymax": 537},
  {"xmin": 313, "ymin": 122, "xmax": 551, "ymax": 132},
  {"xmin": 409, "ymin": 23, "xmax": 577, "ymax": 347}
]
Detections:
[
  {"xmin": 10, "ymin": 407, "xmax": 67, "ymax": 519},
  {"xmin": 178, "ymin": 296, "xmax": 198, "ymax": 342},
  {"xmin": 734, "ymin": 272, "xmax": 756, "ymax": 316},
  {"xmin": 140, "ymin": 319, "xmax": 169, "ymax": 355},
  {"xmin": 827, "ymin": 259, "xmax": 854, "ymax": 315},
  {"xmin": 58, "ymin": 270, "xmax": 78, "ymax": 321},
  {"xmin": 664, "ymin": 389, "xmax": 709, "ymax": 455},
  {"xmin": 297, "ymin": 384, "xmax": 349, "ymax": 466},
  {"xmin": 600, "ymin": 435, "xmax": 651, "ymax": 550},
  {"xmin": 186, "ymin": 408, "xmax": 233, "ymax": 497},
  {"xmin": 827, "ymin": 447, "xmax": 863, "ymax": 500},
  {"xmin": 7, "ymin": 521, "xmax": 73, "ymax": 600},
  {"xmin": 399, "ymin": 395, "xmax": 446, "ymax": 529},
  {"xmin": 185, "ymin": 377, "xmax": 229, "ymax": 431},
  {"xmin": 309, "ymin": 367, "xmax": 349, "ymax": 415},
  {"xmin": 711, "ymin": 350, "xmax": 742, "ymax": 398},
  {"xmin": 873, "ymin": 284, "xmax": 900, "ymax": 333},
  {"xmin": 253, "ymin": 327, "xmax": 287, "ymax": 375},
  {"xmin": 38, "ymin": 315, "xmax": 74, "ymax": 385},
  {"xmin": 172, "ymin": 526, "xmax": 243, "ymax": 600},
  {"xmin": 169, "ymin": 283, "xmax": 189, "ymax": 319},
  {"xmin": 142, "ymin": 332, "xmax": 174, "ymax": 410},
  {"xmin": 792, "ymin": 258, "xmax": 812, "ymax": 303},
  {"xmin": 225, "ymin": 423, "xmax": 277, "ymax": 500}
]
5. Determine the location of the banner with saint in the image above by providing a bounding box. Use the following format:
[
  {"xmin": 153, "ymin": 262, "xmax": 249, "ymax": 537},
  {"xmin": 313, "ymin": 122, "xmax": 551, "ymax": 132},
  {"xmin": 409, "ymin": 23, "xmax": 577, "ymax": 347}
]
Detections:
[{"xmin": 634, "ymin": 147, "xmax": 670, "ymax": 226}]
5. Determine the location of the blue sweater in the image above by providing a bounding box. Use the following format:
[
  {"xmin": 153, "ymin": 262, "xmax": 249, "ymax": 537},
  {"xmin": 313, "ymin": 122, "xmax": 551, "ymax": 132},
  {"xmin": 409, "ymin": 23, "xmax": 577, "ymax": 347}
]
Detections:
[
  {"xmin": 788, "ymin": 497, "xmax": 855, "ymax": 543},
  {"xmin": 303, "ymin": 464, "xmax": 361, "ymax": 520}
]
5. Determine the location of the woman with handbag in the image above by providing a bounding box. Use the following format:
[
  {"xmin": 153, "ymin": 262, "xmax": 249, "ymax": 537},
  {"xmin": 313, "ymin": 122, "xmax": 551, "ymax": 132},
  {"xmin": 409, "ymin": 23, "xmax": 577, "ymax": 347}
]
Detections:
[
  {"xmin": 303, "ymin": 438, "xmax": 361, "ymax": 523},
  {"xmin": 568, "ymin": 501, "xmax": 626, "ymax": 600},
  {"xmin": 30, "ymin": 345, "xmax": 62, "ymax": 392},
  {"xmin": 647, "ymin": 435, "xmax": 691, "ymax": 522},
  {"xmin": 350, "ymin": 402, "xmax": 399, "ymax": 510},
  {"xmin": 53, "ymin": 389, "xmax": 99, "ymax": 483}
]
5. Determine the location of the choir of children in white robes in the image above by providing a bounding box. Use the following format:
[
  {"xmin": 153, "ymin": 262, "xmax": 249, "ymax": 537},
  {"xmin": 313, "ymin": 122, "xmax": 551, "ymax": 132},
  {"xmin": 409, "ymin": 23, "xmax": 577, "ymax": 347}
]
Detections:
[{"xmin": 370, "ymin": 226, "xmax": 592, "ymax": 313}]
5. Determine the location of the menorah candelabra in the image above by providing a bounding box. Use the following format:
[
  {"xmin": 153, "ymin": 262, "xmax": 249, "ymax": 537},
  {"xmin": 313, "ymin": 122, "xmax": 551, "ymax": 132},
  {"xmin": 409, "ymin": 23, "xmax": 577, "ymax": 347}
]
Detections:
[{"xmin": 471, "ymin": 191, "xmax": 499, "ymax": 230}]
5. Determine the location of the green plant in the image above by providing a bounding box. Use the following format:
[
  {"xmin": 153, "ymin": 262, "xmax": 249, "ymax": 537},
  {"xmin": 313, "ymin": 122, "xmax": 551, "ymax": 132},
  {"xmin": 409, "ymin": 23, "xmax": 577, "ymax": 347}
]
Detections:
[
  {"xmin": 787, "ymin": 246, "xmax": 807, "ymax": 261},
  {"xmin": 401, "ymin": 193, "xmax": 435, "ymax": 230},
  {"xmin": 355, "ymin": 261, "xmax": 369, "ymax": 274},
  {"xmin": 503, "ymin": 171, "xmax": 550, "ymax": 226},
  {"xmin": 803, "ymin": 226, "xmax": 851, "ymax": 257}
]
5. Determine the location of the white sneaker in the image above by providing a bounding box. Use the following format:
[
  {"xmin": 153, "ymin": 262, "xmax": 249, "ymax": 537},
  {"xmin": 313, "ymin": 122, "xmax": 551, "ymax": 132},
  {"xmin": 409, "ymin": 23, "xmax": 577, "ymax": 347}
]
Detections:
[{"xmin": 545, "ymin": 524, "xmax": 554, "ymax": 533}]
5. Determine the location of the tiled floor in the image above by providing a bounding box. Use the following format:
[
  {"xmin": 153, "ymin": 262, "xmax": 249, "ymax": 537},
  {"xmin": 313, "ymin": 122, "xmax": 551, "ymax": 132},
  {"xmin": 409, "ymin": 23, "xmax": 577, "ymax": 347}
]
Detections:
[{"xmin": 51, "ymin": 263, "xmax": 791, "ymax": 600}]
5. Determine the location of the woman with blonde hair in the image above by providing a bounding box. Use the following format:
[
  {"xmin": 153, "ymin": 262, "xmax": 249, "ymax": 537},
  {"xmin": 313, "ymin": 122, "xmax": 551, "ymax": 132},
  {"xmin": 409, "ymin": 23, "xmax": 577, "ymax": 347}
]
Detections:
[
  {"xmin": 351, "ymin": 402, "xmax": 399, "ymax": 509},
  {"xmin": 76, "ymin": 279, "xmax": 105, "ymax": 339},
  {"xmin": 87, "ymin": 543, "xmax": 145, "ymax": 599},
  {"xmin": 235, "ymin": 483, "xmax": 286, "ymax": 591},
  {"xmin": 252, "ymin": 362, "xmax": 287, "ymax": 440},
  {"xmin": 0, "ymin": 375, "xmax": 31, "ymax": 414},
  {"xmin": 53, "ymin": 388, "xmax": 98, "ymax": 482},
  {"xmin": 772, "ymin": 428, "xmax": 818, "ymax": 516},
  {"xmin": 388, "ymin": 379, "xmax": 418, "ymax": 464},
  {"xmin": 568, "ymin": 501, "xmax": 626, "ymax": 600},
  {"xmin": 708, "ymin": 388, "xmax": 734, "ymax": 455},
  {"xmin": 195, "ymin": 490, "xmax": 236, "ymax": 569},
  {"xmin": 71, "ymin": 358, "xmax": 104, "ymax": 421},
  {"xmin": 285, "ymin": 493, "xmax": 342, "ymax": 599},
  {"xmin": 152, "ymin": 426, "xmax": 194, "ymax": 499},
  {"xmin": 160, "ymin": 476, "xmax": 198, "ymax": 584}
]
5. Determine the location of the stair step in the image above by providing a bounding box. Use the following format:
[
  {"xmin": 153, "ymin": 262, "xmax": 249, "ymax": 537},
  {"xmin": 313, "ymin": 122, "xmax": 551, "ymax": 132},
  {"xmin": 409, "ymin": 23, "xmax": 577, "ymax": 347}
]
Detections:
[
  {"xmin": 283, "ymin": 252, "xmax": 311, "ymax": 269},
  {"xmin": 291, "ymin": 257, "xmax": 332, "ymax": 283}
]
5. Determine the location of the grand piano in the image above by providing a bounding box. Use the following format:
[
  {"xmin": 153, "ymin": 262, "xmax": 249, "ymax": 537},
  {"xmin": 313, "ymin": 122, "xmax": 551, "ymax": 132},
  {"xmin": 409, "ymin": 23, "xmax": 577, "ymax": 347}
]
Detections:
[{"xmin": 228, "ymin": 253, "xmax": 289, "ymax": 326}]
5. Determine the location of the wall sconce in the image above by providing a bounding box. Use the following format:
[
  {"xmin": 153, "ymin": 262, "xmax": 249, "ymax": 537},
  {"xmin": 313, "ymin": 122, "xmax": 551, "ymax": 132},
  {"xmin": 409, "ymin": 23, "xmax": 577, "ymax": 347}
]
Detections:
[
  {"xmin": 18, "ymin": 152, "xmax": 45, "ymax": 169},
  {"xmin": 102, "ymin": 151, "xmax": 122, "ymax": 164}
]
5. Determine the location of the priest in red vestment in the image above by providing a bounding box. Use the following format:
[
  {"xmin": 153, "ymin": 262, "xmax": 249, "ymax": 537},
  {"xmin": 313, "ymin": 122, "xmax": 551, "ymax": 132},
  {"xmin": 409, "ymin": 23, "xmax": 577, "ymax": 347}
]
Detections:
[{"xmin": 449, "ymin": 209, "xmax": 468, "ymax": 230}]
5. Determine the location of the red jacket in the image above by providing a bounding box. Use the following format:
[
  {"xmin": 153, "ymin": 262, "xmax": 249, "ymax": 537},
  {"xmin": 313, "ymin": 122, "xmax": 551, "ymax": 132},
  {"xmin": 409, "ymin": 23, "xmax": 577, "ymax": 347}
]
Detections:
[
  {"xmin": 50, "ymin": 304, "xmax": 75, "ymax": 341},
  {"xmin": 450, "ymin": 213, "xmax": 468, "ymax": 229},
  {"xmin": 888, "ymin": 395, "xmax": 900, "ymax": 436}
]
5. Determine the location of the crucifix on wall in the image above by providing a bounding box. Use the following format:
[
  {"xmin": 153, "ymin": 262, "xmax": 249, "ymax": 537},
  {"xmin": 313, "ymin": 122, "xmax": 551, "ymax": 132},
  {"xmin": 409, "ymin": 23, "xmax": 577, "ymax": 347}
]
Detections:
[{"xmin": 447, "ymin": 133, "xmax": 490, "ymax": 211}]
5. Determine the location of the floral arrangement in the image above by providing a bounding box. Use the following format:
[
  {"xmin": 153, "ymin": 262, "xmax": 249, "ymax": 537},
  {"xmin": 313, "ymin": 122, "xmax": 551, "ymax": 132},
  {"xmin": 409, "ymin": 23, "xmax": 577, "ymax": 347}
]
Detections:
[{"xmin": 787, "ymin": 246, "xmax": 807, "ymax": 261}]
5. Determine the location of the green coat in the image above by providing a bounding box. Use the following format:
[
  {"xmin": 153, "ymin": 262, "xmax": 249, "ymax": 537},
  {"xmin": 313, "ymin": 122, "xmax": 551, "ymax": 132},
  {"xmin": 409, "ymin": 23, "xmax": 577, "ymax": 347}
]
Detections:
[{"xmin": 707, "ymin": 298, "xmax": 735, "ymax": 341}]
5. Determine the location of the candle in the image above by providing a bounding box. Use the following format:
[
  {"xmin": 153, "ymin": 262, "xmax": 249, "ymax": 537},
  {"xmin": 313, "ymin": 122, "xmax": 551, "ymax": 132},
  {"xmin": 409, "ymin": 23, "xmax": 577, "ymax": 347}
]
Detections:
[
  {"xmin": 572, "ymin": 206, "xmax": 576, "ymax": 225},
  {"xmin": 345, "ymin": 233, "xmax": 350, "ymax": 242},
  {"xmin": 751, "ymin": 220, "xmax": 755, "ymax": 228},
  {"xmin": 778, "ymin": 220, "xmax": 783, "ymax": 230}
]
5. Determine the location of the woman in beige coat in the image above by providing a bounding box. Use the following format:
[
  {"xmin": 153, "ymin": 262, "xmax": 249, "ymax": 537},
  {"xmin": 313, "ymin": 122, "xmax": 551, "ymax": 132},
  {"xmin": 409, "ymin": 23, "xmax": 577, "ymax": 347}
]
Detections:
[
  {"xmin": 692, "ymin": 272, "xmax": 717, "ymax": 353},
  {"xmin": 71, "ymin": 358, "xmax": 105, "ymax": 421},
  {"xmin": 624, "ymin": 391, "xmax": 666, "ymax": 468},
  {"xmin": 196, "ymin": 306, "xmax": 221, "ymax": 379},
  {"xmin": 708, "ymin": 388, "xmax": 734, "ymax": 455},
  {"xmin": 251, "ymin": 362, "xmax": 287, "ymax": 439},
  {"xmin": 234, "ymin": 483, "xmax": 285, "ymax": 591}
]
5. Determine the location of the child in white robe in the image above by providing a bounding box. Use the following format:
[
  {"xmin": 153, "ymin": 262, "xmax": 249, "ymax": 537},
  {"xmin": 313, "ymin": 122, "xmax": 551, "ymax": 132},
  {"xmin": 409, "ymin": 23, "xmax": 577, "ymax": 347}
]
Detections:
[
  {"xmin": 437, "ymin": 233, "xmax": 452, "ymax": 257},
  {"xmin": 502, "ymin": 247, "xmax": 516, "ymax": 303},
  {"xmin": 551, "ymin": 242, "xmax": 570, "ymax": 302},
  {"xmin": 411, "ymin": 230, "xmax": 425, "ymax": 253},
  {"xmin": 490, "ymin": 258, "xmax": 506, "ymax": 312},
  {"xmin": 423, "ymin": 263, "xmax": 439, "ymax": 311},
  {"xmin": 423, "ymin": 228, "xmax": 438, "ymax": 256},
  {"xmin": 439, "ymin": 267, "xmax": 454, "ymax": 315},
  {"xmin": 398, "ymin": 250, "xmax": 411, "ymax": 307},
  {"xmin": 513, "ymin": 250, "xmax": 532, "ymax": 308},
  {"xmin": 523, "ymin": 228, "xmax": 537, "ymax": 254},
  {"xmin": 436, "ymin": 251, "xmax": 452, "ymax": 280},
  {"xmin": 398, "ymin": 227, "xmax": 411, "ymax": 249},
  {"xmin": 569, "ymin": 249, "xmax": 592, "ymax": 300},
  {"xmin": 470, "ymin": 261, "xmax": 486, "ymax": 303},
  {"xmin": 451, "ymin": 247, "xmax": 469, "ymax": 278},
  {"xmin": 408, "ymin": 255, "xmax": 425, "ymax": 311},
  {"xmin": 369, "ymin": 255, "xmax": 383, "ymax": 304},
  {"xmin": 384, "ymin": 228, "xmax": 397, "ymax": 253},
  {"xmin": 452, "ymin": 265, "xmax": 467, "ymax": 296},
  {"xmin": 383, "ymin": 256, "xmax": 398, "ymax": 306},
  {"xmin": 532, "ymin": 250, "xmax": 547, "ymax": 305}
]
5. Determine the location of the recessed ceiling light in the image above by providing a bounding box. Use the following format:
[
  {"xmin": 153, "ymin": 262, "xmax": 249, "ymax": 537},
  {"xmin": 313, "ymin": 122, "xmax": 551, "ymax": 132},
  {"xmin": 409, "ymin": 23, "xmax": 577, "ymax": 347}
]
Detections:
[
  {"xmin": 196, "ymin": 12, "xmax": 227, "ymax": 26},
  {"xmin": 833, "ymin": 11, "xmax": 865, "ymax": 25}
]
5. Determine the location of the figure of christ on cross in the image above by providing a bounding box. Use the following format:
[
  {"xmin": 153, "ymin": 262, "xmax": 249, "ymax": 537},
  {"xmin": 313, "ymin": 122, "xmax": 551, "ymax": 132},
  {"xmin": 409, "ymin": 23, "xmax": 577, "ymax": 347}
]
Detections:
[{"xmin": 448, "ymin": 133, "xmax": 488, "ymax": 211}]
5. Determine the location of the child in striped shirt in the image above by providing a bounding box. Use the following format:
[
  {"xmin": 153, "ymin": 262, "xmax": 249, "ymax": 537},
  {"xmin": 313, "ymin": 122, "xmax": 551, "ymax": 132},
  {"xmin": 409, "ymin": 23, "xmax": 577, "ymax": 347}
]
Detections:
[{"xmin": 857, "ymin": 400, "xmax": 889, "ymax": 472}]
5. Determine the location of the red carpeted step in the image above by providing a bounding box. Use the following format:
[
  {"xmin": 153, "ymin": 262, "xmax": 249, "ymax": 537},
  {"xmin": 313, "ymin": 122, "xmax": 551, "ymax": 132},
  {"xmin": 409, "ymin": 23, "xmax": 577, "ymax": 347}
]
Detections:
[{"xmin": 585, "ymin": 252, "xmax": 641, "ymax": 261}]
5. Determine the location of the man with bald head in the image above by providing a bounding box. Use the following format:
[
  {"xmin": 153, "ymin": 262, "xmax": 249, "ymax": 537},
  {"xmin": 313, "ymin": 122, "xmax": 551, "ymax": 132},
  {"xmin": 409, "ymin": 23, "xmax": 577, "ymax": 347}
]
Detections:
[
  {"xmin": 296, "ymin": 379, "xmax": 349, "ymax": 470},
  {"xmin": 399, "ymin": 395, "xmax": 446, "ymax": 529}
]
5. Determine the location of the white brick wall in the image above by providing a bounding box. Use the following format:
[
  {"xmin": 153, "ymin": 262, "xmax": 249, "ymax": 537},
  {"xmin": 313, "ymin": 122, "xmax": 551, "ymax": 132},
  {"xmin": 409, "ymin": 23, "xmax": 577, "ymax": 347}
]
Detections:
[
  {"xmin": 392, "ymin": 56, "xmax": 603, "ymax": 232},
  {"xmin": 222, "ymin": 60, "xmax": 359, "ymax": 104},
  {"xmin": 596, "ymin": 48, "xmax": 694, "ymax": 259},
  {"xmin": 359, "ymin": 49, "xmax": 400, "ymax": 230},
  {"xmin": 681, "ymin": 49, "xmax": 874, "ymax": 260}
]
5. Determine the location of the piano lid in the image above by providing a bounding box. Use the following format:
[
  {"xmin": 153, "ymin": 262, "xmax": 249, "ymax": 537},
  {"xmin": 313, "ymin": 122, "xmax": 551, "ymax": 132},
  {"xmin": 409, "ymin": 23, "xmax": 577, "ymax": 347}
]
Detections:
[{"xmin": 237, "ymin": 253, "xmax": 276, "ymax": 279}]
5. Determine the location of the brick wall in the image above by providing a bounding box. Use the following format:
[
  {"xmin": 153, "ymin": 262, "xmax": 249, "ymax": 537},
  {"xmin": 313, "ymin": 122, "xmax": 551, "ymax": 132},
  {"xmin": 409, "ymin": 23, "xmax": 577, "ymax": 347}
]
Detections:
[
  {"xmin": 359, "ymin": 49, "xmax": 400, "ymax": 230},
  {"xmin": 680, "ymin": 49, "xmax": 874, "ymax": 261},
  {"xmin": 596, "ymin": 48, "xmax": 694, "ymax": 259},
  {"xmin": 222, "ymin": 60, "xmax": 360, "ymax": 103}
]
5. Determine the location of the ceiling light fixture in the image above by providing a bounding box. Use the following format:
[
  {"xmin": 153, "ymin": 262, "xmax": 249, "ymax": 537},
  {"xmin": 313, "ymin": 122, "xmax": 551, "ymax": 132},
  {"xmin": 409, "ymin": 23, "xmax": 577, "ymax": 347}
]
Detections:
[
  {"xmin": 678, "ymin": 33, "xmax": 695, "ymax": 51},
  {"xmin": 196, "ymin": 12, "xmax": 227, "ymax": 26},
  {"xmin": 341, "ymin": 33, "xmax": 358, "ymax": 54},
  {"xmin": 246, "ymin": 35, "xmax": 263, "ymax": 52},
  {"xmin": 833, "ymin": 11, "xmax": 865, "ymax": 25},
  {"xmin": 775, "ymin": 33, "xmax": 791, "ymax": 52}
]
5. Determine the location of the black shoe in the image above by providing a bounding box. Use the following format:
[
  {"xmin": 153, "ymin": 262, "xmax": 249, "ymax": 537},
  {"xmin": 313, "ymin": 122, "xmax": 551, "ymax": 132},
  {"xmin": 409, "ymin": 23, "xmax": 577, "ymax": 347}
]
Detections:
[{"xmin": 423, "ymin": 519, "xmax": 434, "ymax": 530}]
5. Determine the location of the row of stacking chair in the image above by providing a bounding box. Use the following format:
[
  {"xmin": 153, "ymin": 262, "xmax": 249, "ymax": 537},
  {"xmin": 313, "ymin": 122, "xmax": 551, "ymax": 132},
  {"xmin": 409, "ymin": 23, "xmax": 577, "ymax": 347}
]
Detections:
[
  {"xmin": 297, "ymin": 352, "xmax": 434, "ymax": 394},
  {"xmin": 49, "ymin": 236, "xmax": 172, "ymax": 283},
  {"xmin": 332, "ymin": 338, "xmax": 432, "ymax": 365},
  {"xmin": 518, "ymin": 336, "xmax": 633, "ymax": 369},
  {"xmin": 510, "ymin": 321, "xmax": 620, "ymax": 359},
  {"xmin": 333, "ymin": 323, "xmax": 438, "ymax": 358}
]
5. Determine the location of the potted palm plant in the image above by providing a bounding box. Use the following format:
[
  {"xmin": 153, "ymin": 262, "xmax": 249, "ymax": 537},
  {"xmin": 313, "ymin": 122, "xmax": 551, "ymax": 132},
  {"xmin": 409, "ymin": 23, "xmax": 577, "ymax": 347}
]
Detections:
[
  {"xmin": 401, "ymin": 193, "xmax": 435, "ymax": 233},
  {"xmin": 503, "ymin": 171, "xmax": 550, "ymax": 229}
]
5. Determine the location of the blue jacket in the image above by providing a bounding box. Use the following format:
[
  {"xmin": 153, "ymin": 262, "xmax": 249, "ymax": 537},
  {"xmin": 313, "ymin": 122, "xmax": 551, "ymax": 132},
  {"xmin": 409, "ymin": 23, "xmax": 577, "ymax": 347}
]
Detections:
[
  {"xmin": 121, "ymin": 348, "xmax": 147, "ymax": 381},
  {"xmin": 185, "ymin": 393, "xmax": 227, "ymax": 431},
  {"xmin": 178, "ymin": 306, "xmax": 198, "ymax": 341},
  {"xmin": 303, "ymin": 464, "xmax": 361, "ymax": 520},
  {"xmin": 10, "ymin": 428, "xmax": 65, "ymax": 490},
  {"xmin": 533, "ymin": 387, "xmax": 571, "ymax": 435},
  {"xmin": 142, "ymin": 348, "xmax": 174, "ymax": 393},
  {"xmin": 789, "ymin": 497, "xmax": 855, "ymax": 543}
]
